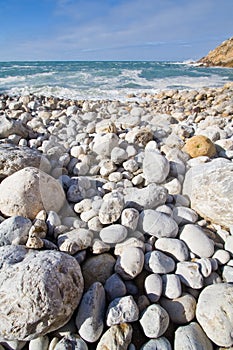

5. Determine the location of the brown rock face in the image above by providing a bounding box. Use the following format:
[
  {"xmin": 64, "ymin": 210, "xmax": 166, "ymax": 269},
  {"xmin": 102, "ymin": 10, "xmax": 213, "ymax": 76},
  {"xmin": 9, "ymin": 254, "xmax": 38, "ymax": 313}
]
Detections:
[
  {"xmin": 183, "ymin": 135, "xmax": 216, "ymax": 158},
  {"xmin": 198, "ymin": 37, "xmax": 233, "ymax": 68}
]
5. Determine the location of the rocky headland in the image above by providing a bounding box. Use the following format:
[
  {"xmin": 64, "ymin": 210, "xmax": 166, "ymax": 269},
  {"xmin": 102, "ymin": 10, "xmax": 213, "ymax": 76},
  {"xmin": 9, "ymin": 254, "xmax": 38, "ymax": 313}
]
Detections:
[
  {"xmin": 198, "ymin": 36, "xmax": 233, "ymax": 67},
  {"xmin": 0, "ymin": 83, "xmax": 233, "ymax": 349}
]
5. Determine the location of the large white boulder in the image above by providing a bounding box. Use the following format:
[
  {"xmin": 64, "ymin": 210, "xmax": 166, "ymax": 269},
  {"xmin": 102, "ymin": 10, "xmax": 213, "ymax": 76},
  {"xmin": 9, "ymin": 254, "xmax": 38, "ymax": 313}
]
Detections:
[
  {"xmin": 183, "ymin": 158, "xmax": 233, "ymax": 228},
  {"xmin": 0, "ymin": 167, "xmax": 66, "ymax": 219},
  {"xmin": 0, "ymin": 246, "xmax": 83, "ymax": 341},
  {"xmin": 196, "ymin": 283, "xmax": 233, "ymax": 347}
]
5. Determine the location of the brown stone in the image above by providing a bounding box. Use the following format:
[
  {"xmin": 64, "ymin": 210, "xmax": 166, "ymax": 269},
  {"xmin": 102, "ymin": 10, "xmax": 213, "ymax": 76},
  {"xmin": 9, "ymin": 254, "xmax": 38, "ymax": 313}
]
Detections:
[{"xmin": 183, "ymin": 135, "xmax": 216, "ymax": 158}]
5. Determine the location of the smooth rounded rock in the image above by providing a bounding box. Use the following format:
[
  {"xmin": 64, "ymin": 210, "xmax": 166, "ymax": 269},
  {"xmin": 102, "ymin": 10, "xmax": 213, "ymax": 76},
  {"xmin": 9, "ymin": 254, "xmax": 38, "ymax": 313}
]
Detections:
[
  {"xmin": 172, "ymin": 206, "xmax": 198, "ymax": 225},
  {"xmin": 104, "ymin": 273, "xmax": 127, "ymax": 301},
  {"xmin": 54, "ymin": 334, "xmax": 88, "ymax": 350},
  {"xmin": 225, "ymin": 235, "xmax": 233, "ymax": 255},
  {"xmin": 111, "ymin": 147, "xmax": 128, "ymax": 164},
  {"xmin": 196, "ymin": 283, "xmax": 233, "ymax": 347},
  {"xmin": 0, "ymin": 167, "xmax": 66, "ymax": 220},
  {"xmin": 82, "ymin": 253, "xmax": 116, "ymax": 290},
  {"xmin": 29, "ymin": 336, "xmax": 49, "ymax": 350},
  {"xmin": 138, "ymin": 209, "xmax": 178, "ymax": 238},
  {"xmin": 0, "ymin": 245, "xmax": 83, "ymax": 341},
  {"xmin": 140, "ymin": 337, "xmax": 172, "ymax": 350},
  {"xmin": 160, "ymin": 293, "xmax": 196, "ymax": 324},
  {"xmin": 222, "ymin": 265, "xmax": 233, "ymax": 282},
  {"xmin": 144, "ymin": 273, "xmax": 162, "ymax": 302},
  {"xmin": 213, "ymin": 249, "xmax": 231, "ymax": 265},
  {"xmin": 75, "ymin": 282, "xmax": 106, "ymax": 343},
  {"xmin": 143, "ymin": 149, "xmax": 170, "ymax": 184},
  {"xmin": 144, "ymin": 250, "xmax": 176, "ymax": 274},
  {"xmin": 161, "ymin": 274, "xmax": 182, "ymax": 299},
  {"xmin": 155, "ymin": 237, "xmax": 190, "ymax": 261},
  {"xmin": 174, "ymin": 322, "xmax": 213, "ymax": 350},
  {"xmin": 139, "ymin": 304, "xmax": 169, "ymax": 338},
  {"xmin": 100, "ymin": 224, "xmax": 128, "ymax": 245},
  {"xmin": 179, "ymin": 224, "xmax": 214, "ymax": 258}
]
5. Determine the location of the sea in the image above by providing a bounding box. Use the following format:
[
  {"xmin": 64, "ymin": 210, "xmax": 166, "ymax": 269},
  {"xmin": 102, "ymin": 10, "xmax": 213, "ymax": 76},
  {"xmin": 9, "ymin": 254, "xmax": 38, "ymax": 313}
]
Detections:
[{"xmin": 0, "ymin": 61, "xmax": 233, "ymax": 101}]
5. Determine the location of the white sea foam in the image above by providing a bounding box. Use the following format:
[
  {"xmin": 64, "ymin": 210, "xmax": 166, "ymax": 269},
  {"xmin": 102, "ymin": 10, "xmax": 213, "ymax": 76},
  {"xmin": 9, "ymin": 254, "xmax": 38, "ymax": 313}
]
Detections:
[
  {"xmin": 6, "ymin": 73, "xmax": 229, "ymax": 102},
  {"xmin": 28, "ymin": 72, "xmax": 55, "ymax": 78},
  {"xmin": 0, "ymin": 76, "xmax": 26, "ymax": 84}
]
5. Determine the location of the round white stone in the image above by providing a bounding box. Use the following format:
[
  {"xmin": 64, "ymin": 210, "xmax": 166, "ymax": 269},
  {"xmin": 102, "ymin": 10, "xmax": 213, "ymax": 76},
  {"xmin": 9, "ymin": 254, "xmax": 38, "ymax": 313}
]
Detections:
[
  {"xmin": 138, "ymin": 209, "xmax": 178, "ymax": 238},
  {"xmin": 99, "ymin": 224, "xmax": 128, "ymax": 244},
  {"xmin": 144, "ymin": 273, "xmax": 162, "ymax": 302},
  {"xmin": 179, "ymin": 224, "xmax": 214, "ymax": 258},
  {"xmin": 140, "ymin": 304, "xmax": 169, "ymax": 338},
  {"xmin": 143, "ymin": 150, "xmax": 170, "ymax": 184},
  {"xmin": 145, "ymin": 251, "xmax": 175, "ymax": 274},
  {"xmin": 161, "ymin": 274, "xmax": 182, "ymax": 299},
  {"xmin": 155, "ymin": 237, "xmax": 190, "ymax": 261},
  {"xmin": 140, "ymin": 337, "xmax": 172, "ymax": 350}
]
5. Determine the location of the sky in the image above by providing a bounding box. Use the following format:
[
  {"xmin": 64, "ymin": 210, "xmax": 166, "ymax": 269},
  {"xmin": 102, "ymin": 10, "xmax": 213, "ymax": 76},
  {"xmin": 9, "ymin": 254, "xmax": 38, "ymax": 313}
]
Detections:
[{"xmin": 0, "ymin": 0, "xmax": 232, "ymax": 61}]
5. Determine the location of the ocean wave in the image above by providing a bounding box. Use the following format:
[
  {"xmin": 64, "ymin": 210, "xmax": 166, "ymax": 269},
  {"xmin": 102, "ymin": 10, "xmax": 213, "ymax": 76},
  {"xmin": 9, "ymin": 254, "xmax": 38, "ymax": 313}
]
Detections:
[
  {"xmin": 1, "ymin": 61, "xmax": 233, "ymax": 101},
  {"xmin": 0, "ymin": 76, "xmax": 26, "ymax": 84},
  {"xmin": 28, "ymin": 72, "xmax": 55, "ymax": 78},
  {"xmin": 5, "ymin": 73, "xmax": 229, "ymax": 101}
]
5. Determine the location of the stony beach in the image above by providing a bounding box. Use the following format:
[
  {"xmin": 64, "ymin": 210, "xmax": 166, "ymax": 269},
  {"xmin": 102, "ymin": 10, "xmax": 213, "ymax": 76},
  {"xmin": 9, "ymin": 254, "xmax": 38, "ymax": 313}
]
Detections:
[{"xmin": 0, "ymin": 82, "xmax": 233, "ymax": 350}]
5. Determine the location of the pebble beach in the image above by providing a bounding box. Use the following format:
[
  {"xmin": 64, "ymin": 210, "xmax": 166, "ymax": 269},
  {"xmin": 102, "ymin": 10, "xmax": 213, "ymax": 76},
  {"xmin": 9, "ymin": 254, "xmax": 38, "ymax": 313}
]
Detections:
[{"xmin": 0, "ymin": 82, "xmax": 233, "ymax": 350}]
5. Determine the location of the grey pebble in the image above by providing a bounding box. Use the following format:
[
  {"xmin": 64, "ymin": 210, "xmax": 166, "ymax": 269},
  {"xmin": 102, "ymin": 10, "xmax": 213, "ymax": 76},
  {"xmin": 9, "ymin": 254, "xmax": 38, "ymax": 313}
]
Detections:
[
  {"xmin": 75, "ymin": 282, "xmax": 106, "ymax": 343},
  {"xmin": 140, "ymin": 337, "xmax": 172, "ymax": 350},
  {"xmin": 140, "ymin": 304, "xmax": 169, "ymax": 338},
  {"xmin": 144, "ymin": 273, "xmax": 163, "ymax": 302},
  {"xmin": 104, "ymin": 273, "xmax": 127, "ymax": 300},
  {"xmin": 144, "ymin": 250, "xmax": 176, "ymax": 274}
]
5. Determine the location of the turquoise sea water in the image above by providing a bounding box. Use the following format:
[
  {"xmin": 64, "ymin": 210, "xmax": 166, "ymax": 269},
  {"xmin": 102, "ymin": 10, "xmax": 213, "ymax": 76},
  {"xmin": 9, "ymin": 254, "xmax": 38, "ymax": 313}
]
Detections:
[{"xmin": 0, "ymin": 61, "xmax": 233, "ymax": 100}]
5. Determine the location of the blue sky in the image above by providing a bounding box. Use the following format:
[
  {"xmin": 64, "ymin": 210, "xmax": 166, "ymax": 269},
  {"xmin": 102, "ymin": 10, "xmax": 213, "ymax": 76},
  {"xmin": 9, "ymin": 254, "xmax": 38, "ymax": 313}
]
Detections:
[{"xmin": 0, "ymin": 0, "xmax": 232, "ymax": 61}]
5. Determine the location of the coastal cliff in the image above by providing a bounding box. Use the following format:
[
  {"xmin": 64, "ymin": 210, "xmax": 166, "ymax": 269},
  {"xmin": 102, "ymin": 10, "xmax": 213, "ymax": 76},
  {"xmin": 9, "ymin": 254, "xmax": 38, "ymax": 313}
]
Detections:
[{"xmin": 198, "ymin": 37, "xmax": 233, "ymax": 67}]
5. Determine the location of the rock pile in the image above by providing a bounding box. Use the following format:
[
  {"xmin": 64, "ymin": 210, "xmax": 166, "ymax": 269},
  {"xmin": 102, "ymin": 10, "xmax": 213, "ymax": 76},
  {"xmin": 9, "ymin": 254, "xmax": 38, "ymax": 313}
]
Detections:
[{"xmin": 0, "ymin": 83, "xmax": 233, "ymax": 349}]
